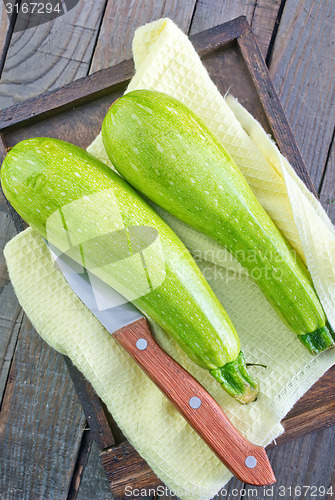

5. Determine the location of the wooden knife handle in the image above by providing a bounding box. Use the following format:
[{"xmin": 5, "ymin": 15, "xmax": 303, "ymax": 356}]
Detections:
[{"xmin": 113, "ymin": 317, "xmax": 275, "ymax": 486}]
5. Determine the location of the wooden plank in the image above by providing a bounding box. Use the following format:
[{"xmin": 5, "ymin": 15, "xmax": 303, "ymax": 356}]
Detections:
[
  {"xmin": 0, "ymin": 59, "xmax": 134, "ymax": 133},
  {"xmin": 189, "ymin": 0, "xmax": 282, "ymax": 59},
  {"xmin": 0, "ymin": 1, "xmax": 12, "ymax": 74},
  {"xmin": 76, "ymin": 440, "xmax": 113, "ymax": 500},
  {"xmin": 100, "ymin": 441, "xmax": 161, "ymax": 499},
  {"xmin": 0, "ymin": 209, "xmax": 22, "ymax": 405},
  {"xmin": 280, "ymin": 398, "xmax": 335, "ymax": 446},
  {"xmin": 0, "ymin": 2, "xmax": 9, "ymax": 50},
  {"xmin": 67, "ymin": 428, "xmax": 93, "ymax": 500},
  {"xmin": 0, "ymin": 134, "xmax": 23, "ymax": 406},
  {"xmin": 319, "ymin": 136, "xmax": 335, "ymax": 221},
  {"xmin": 0, "ymin": 0, "xmax": 108, "ymax": 110},
  {"xmin": 244, "ymin": 426, "xmax": 335, "ymax": 499},
  {"xmin": 268, "ymin": 0, "xmax": 335, "ymax": 188},
  {"xmin": 0, "ymin": 315, "xmax": 86, "ymax": 499},
  {"xmin": 251, "ymin": 0, "xmax": 282, "ymax": 60},
  {"xmin": 89, "ymin": 0, "xmax": 197, "ymax": 74},
  {"xmin": 189, "ymin": 0, "xmax": 256, "ymax": 35}
]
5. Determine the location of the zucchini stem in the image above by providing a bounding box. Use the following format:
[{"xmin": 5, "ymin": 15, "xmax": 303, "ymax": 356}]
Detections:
[
  {"xmin": 299, "ymin": 326, "xmax": 335, "ymax": 355},
  {"xmin": 210, "ymin": 351, "xmax": 259, "ymax": 404}
]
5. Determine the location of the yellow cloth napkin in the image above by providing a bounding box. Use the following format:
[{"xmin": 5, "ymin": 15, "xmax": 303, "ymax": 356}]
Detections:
[{"xmin": 4, "ymin": 19, "xmax": 335, "ymax": 500}]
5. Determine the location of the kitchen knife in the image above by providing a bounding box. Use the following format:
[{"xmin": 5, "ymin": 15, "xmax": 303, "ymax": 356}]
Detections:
[{"xmin": 48, "ymin": 242, "xmax": 276, "ymax": 486}]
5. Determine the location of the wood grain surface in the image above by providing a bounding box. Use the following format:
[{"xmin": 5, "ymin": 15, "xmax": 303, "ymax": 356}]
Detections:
[
  {"xmin": 89, "ymin": 0, "xmax": 198, "ymax": 74},
  {"xmin": 189, "ymin": 0, "xmax": 282, "ymax": 59},
  {"xmin": 0, "ymin": 2, "xmax": 334, "ymax": 499},
  {"xmin": 0, "ymin": 201, "xmax": 20, "ymax": 405},
  {"xmin": 0, "ymin": 1, "xmax": 11, "ymax": 74},
  {"xmin": 0, "ymin": 316, "xmax": 86, "ymax": 499},
  {"xmin": 101, "ymin": 441, "xmax": 161, "ymax": 499},
  {"xmin": 269, "ymin": 0, "xmax": 335, "ymax": 189},
  {"xmin": 76, "ymin": 439, "xmax": 113, "ymax": 500},
  {"xmin": 320, "ymin": 138, "xmax": 335, "ymax": 222},
  {"xmin": 0, "ymin": 0, "xmax": 108, "ymax": 109}
]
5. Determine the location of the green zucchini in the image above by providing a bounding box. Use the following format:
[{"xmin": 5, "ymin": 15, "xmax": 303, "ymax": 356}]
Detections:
[
  {"xmin": 101, "ymin": 89, "xmax": 334, "ymax": 355},
  {"xmin": 1, "ymin": 137, "xmax": 259, "ymax": 403}
]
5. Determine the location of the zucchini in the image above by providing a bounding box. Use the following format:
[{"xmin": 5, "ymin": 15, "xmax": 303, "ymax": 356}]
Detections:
[
  {"xmin": 101, "ymin": 89, "xmax": 334, "ymax": 354},
  {"xmin": 1, "ymin": 137, "xmax": 259, "ymax": 403}
]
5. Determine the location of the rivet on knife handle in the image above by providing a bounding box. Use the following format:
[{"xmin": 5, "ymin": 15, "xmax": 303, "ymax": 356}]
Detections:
[{"xmin": 113, "ymin": 317, "xmax": 276, "ymax": 486}]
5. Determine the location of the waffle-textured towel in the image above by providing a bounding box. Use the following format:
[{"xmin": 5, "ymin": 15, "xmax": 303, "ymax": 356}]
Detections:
[{"xmin": 5, "ymin": 19, "xmax": 335, "ymax": 500}]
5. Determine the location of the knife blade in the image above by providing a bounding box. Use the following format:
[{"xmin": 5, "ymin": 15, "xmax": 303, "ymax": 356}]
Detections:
[{"xmin": 47, "ymin": 241, "xmax": 276, "ymax": 486}]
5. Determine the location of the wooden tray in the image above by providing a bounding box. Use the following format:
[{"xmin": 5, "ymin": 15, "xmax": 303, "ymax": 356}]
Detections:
[{"xmin": 1, "ymin": 16, "xmax": 334, "ymax": 499}]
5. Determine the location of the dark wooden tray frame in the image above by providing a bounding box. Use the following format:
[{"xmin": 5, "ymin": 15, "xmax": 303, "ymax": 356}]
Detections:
[{"xmin": 1, "ymin": 16, "xmax": 334, "ymax": 499}]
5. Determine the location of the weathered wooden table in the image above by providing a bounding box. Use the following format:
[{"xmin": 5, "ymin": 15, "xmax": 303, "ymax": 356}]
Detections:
[{"xmin": 0, "ymin": 1, "xmax": 334, "ymax": 499}]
